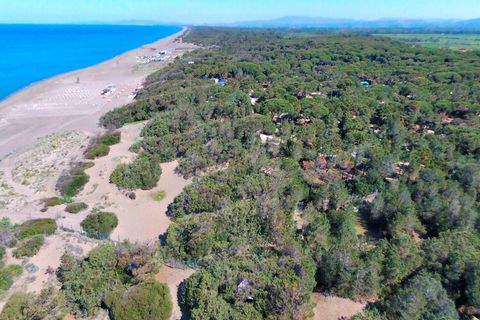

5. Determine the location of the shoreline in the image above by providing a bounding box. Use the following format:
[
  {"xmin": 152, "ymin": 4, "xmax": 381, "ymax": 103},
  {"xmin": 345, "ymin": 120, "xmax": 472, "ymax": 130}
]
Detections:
[
  {"xmin": 0, "ymin": 25, "xmax": 184, "ymax": 104},
  {"xmin": 0, "ymin": 26, "xmax": 192, "ymax": 158}
]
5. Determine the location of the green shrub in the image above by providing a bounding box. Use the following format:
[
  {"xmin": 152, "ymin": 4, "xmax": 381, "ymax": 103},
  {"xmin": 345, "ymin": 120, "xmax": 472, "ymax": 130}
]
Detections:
[
  {"xmin": 85, "ymin": 143, "xmax": 110, "ymax": 159},
  {"xmin": 0, "ymin": 292, "xmax": 29, "ymax": 319},
  {"xmin": 65, "ymin": 202, "xmax": 88, "ymax": 214},
  {"xmin": 110, "ymin": 153, "xmax": 162, "ymax": 190},
  {"xmin": 0, "ymin": 246, "xmax": 6, "ymax": 261},
  {"xmin": 152, "ymin": 190, "xmax": 166, "ymax": 201},
  {"xmin": 42, "ymin": 197, "xmax": 65, "ymax": 207},
  {"xmin": 13, "ymin": 235, "xmax": 44, "ymax": 258},
  {"xmin": 58, "ymin": 162, "xmax": 93, "ymax": 197},
  {"xmin": 105, "ymin": 281, "xmax": 172, "ymax": 320},
  {"xmin": 0, "ymin": 218, "xmax": 12, "ymax": 230},
  {"xmin": 78, "ymin": 162, "xmax": 95, "ymax": 171},
  {"xmin": 62, "ymin": 174, "xmax": 89, "ymax": 197},
  {"xmin": 58, "ymin": 244, "xmax": 124, "ymax": 317},
  {"xmin": 99, "ymin": 131, "xmax": 121, "ymax": 146},
  {"xmin": 0, "ymin": 223, "xmax": 16, "ymax": 248},
  {"xmin": 58, "ymin": 242, "xmax": 160, "ymax": 317},
  {"xmin": 17, "ymin": 219, "xmax": 57, "ymax": 240},
  {"xmin": 0, "ymin": 287, "xmax": 67, "ymax": 320},
  {"xmin": 0, "ymin": 265, "xmax": 22, "ymax": 293},
  {"xmin": 81, "ymin": 212, "xmax": 118, "ymax": 239}
]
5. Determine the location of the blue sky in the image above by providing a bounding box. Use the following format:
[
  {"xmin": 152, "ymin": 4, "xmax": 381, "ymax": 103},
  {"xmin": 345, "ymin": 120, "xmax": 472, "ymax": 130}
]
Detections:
[{"xmin": 0, "ymin": 0, "xmax": 479, "ymax": 24}]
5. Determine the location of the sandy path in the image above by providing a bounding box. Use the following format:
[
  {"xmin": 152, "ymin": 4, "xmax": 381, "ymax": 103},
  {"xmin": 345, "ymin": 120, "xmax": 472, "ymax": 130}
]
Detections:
[
  {"xmin": 311, "ymin": 293, "xmax": 366, "ymax": 320},
  {"xmin": 156, "ymin": 265, "xmax": 195, "ymax": 320},
  {"xmin": 0, "ymin": 232, "xmax": 97, "ymax": 312},
  {"xmin": 8, "ymin": 233, "xmax": 97, "ymax": 293},
  {"xmin": 76, "ymin": 122, "xmax": 191, "ymax": 242},
  {"xmin": 0, "ymin": 27, "xmax": 194, "ymax": 159}
]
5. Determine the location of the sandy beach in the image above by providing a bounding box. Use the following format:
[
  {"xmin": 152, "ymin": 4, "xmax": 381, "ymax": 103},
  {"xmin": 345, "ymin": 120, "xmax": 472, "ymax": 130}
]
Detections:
[{"xmin": 0, "ymin": 27, "xmax": 193, "ymax": 158}]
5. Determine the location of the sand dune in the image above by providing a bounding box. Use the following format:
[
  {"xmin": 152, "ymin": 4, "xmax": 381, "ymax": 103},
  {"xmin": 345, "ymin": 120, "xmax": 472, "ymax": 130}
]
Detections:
[{"xmin": 77, "ymin": 122, "xmax": 192, "ymax": 242}]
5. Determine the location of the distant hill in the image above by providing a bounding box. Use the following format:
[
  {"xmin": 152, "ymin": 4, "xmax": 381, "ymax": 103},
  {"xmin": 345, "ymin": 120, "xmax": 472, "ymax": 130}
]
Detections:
[
  {"xmin": 228, "ymin": 16, "xmax": 480, "ymax": 30},
  {"xmin": 455, "ymin": 18, "xmax": 480, "ymax": 28}
]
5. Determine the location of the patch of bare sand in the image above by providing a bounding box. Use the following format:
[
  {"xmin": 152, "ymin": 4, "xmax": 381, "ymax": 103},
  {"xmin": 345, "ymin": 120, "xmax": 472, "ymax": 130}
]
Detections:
[
  {"xmin": 77, "ymin": 122, "xmax": 191, "ymax": 242},
  {"xmin": 311, "ymin": 293, "xmax": 366, "ymax": 320},
  {"xmin": 156, "ymin": 265, "xmax": 195, "ymax": 320},
  {"xmin": 6, "ymin": 233, "xmax": 96, "ymax": 293},
  {"xmin": 0, "ymin": 232, "xmax": 97, "ymax": 310}
]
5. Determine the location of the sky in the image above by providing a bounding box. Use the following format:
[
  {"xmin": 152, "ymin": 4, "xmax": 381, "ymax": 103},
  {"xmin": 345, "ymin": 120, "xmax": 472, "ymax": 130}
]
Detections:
[{"xmin": 0, "ymin": 0, "xmax": 479, "ymax": 24}]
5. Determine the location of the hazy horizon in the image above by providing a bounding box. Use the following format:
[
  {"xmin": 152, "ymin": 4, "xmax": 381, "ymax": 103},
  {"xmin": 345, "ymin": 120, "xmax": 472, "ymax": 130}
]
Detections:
[{"xmin": 0, "ymin": 0, "xmax": 479, "ymax": 25}]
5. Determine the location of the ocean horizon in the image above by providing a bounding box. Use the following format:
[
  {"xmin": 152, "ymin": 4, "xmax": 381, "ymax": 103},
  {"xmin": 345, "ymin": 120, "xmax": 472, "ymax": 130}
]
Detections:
[{"xmin": 0, "ymin": 24, "xmax": 181, "ymax": 101}]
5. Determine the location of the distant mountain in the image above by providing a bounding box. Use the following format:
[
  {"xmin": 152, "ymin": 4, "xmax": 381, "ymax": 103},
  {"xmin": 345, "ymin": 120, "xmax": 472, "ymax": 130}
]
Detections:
[
  {"xmin": 230, "ymin": 16, "xmax": 354, "ymax": 28},
  {"xmin": 72, "ymin": 20, "xmax": 184, "ymax": 26},
  {"xmin": 455, "ymin": 18, "xmax": 480, "ymax": 28},
  {"xmin": 228, "ymin": 16, "xmax": 480, "ymax": 30}
]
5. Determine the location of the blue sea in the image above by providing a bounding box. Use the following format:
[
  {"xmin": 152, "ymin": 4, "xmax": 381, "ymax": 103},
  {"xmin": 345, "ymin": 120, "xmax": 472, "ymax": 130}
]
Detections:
[{"xmin": 0, "ymin": 24, "xmax": 181, "ymax": 100}]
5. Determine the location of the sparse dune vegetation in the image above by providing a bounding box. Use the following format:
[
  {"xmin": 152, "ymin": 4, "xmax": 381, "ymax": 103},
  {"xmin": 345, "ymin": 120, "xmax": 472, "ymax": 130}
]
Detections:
[
  {"xmin": 57, "ymin": 162, "xmax": 94, "ymax": 197},
  {"xmin": 64, "ymin": 202, "xmax": 88, "ymax": 214},
  {"xmin": 17, "ymin": 218, "xmax": 57, "ymax": 240},
  {"xmin": 85, "ymin": 131, "xmax": 122, "ymax": 160},
  {"xmin": 80, "ymin": 211, "xmax": 118, "ymax": 239}
]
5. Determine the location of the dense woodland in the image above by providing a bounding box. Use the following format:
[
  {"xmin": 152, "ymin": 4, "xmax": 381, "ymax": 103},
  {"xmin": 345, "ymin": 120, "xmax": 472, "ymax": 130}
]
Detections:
[{"xmin": 101, "ymin": 28, "xmax": 480, "ymax": 319}]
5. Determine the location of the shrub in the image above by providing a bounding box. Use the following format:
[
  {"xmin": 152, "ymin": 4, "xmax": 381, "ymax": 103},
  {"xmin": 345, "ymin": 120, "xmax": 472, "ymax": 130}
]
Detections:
[
  {"xmin": 42, "ymin": 197, "xmax": 65, "ymax": 207},
  {"xmin": 65, "ymin": 202, "xmax": 88, "ymax": 214},
  {"xmin": 0, "ymin": 265, "xmax": 22, "ymax": 293},
  {"xmin": 105, "ymin": 281, "xmax": 172, "ymax": 320},
  {"xmin": 81, "ymin": 212, "xmax": 118, "ymax": 239},
  {"xmin": 152, "ymin": 190, "xmax": 166, "ymax": 201},
  {"xmin": 100, "ymin": 100, "xmax": 165, "ymax": 129},
  {"xmin": 0, "ymin": 292, "xmax": 28, "ymax": 319},
  {"xmin": 85, "ymin": 143, "xmax": 110, "ymax": 159},
  {"xmin": 384, "ymin": 273, "xmax": 459, "ymax": 319},
  {"xmin": 0, "ymin": 246, "xmax": 6, "ymax": 261},
  {"xmin": 0, "ymin": 218, "xmax": 16, "ymax": 248},
  {"xmin": 99, "ymin": 131, "xmax": 121, "ymax": 146},
  {"xmin": 116, "ymin": 242, "xmax": 160, "ymax": 282},
  {"xmin": 0, "ymin": 287, "xmax": 66, "ymax": 320},
  {"xmin": 13, "ymin": 235, "xmax": 45, "ymax": 258},
  {"xmin": 58, "ymin": 162, "xmax": 93, "ymax": 197},
  {"xmin": 62, "ymin": 174, "xmax": 89, "ymax": 197},
  {"xmin": 17, "ymin": 219, "xmax": 57, "ymax": 240},
  {"xmin": 58, "ymin": 244, "xmax": 125, "ymax": 317},
  {"xmin": 110, "ymin": 153, "xmax": 162, "ymax": 190}
]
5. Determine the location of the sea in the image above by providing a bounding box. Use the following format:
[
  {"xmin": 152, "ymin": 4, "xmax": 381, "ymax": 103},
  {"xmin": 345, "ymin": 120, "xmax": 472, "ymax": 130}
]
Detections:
[{"xmin": 0, "ymin": 24, "xmax": 181, "ymax": 100}]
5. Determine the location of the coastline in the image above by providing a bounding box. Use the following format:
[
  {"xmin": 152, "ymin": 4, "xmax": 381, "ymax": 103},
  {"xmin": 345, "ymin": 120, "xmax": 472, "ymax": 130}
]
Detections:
[
  {"xmin": 0, "ymin": 26, "xmax": 183, "ymax": 103},
  {"xmin": 0, "ymin": 26, "xmax": 196, "ymax": 311},
  {"xmin": 0, "ymin": 26, "xmax": 191, "ymax": 158}
]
